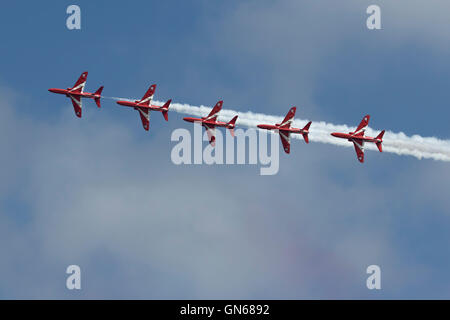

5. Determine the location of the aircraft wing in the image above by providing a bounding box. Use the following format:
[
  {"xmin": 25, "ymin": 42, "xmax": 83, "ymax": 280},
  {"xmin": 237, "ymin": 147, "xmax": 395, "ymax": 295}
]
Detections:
[
  {"xmin": 70, "ymin": 71, "xmax": 87, "ymax": 93},
  {"xmin": 204, "ymin": 123, "xmax": 216, "ymax": 146},
  {"xmin": 136, "ymin": 107, "xmax": 150, "ymax": 131},
  {"xmin": 354, "ymin": 115, "xmax": 370, "ymax": 135},
  {"xmin": 279, "ymin": 107, "xmax": 296, "ymax": 129},
  {"xmin": 204, "ymin": 101, "xmax": 223, "ymax": 122},
  {"xmin": 352, "ymin": 139, "xmax": 365, "ymax": 163},
  {"xmin": 69, "ymin": 94, "xmax": 82, "ymax": 118},
  {"xmin": 279, "ymin": 131, "xmax": 291, "ymax": 154},
  {"xmin": 138, "ymin": 84, "xmax": 156, "ymax": 106}
]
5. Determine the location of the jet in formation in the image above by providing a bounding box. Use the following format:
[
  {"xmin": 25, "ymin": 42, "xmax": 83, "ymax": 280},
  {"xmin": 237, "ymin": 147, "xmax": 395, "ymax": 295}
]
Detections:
[
  {"xmin": 116, "ymin": 85, "xmax": 171, "ymax": 131},
  {"xmin": 257, "ymin": 107, "xmax": 311, "ymax": 154},
  {"xmin": 331, "ymin": 115, "xmax": 385, "ymax": 163},
  {"xmin": 49, "ymin": 72, "xmax": 388, "ymax": 163},
  {"xmin": 48, "ymin": 71, "xmax": 103, "ymax": 118},
  {"xmin": 183, "ymin": 101, "xmax": 238, "ymax": 146}
]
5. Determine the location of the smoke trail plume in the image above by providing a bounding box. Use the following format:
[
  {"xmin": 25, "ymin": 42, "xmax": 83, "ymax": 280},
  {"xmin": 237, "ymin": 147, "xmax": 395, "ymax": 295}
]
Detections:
[{"xmin": 107, "ymin": 96, "xmax": 450, "ymax": 162}]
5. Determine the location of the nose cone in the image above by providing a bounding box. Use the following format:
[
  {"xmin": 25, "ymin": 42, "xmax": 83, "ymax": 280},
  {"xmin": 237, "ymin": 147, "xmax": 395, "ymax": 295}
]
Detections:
[
  {"xmin": 331, "ymin": 132, "xmax": 344, "ymax": 138},
  {"xmin": 116, "ymin": 100, "xmax": 134, "ymax": 107},
  {"xmin": 48, "ymin": 88, "xmax": 65, "ymax": 94}
]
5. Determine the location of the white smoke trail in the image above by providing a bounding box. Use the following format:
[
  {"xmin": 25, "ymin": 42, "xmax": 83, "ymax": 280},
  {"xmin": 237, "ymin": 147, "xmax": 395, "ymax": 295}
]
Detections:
[
  {"xmin": 101, "ymin": 95, "xmax": 135, "ymax": 102},
  {"xmin": 105, "ymin": 96, "xmax": 450, "ymax": 162}
]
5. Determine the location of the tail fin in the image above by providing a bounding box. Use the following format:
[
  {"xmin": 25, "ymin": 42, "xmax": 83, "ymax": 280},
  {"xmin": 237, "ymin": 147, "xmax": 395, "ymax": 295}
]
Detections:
[
  {"xmin": 94, "ymin": 86, "xmax": 103, "ymax": 108},
  {"xmin": 161, "ymin": 99, "xmax": 171, "ymax": 121},
  {"xmin": 375, "ymin": 130, "xmax": 385, "ymax": 152},
  {"xmin": 227, "ymin": 115, "xmax": 238, "ymax": 137},
  {"xmin": 302, "ymin": 121, "xmax": 312, "ymax": 143}
]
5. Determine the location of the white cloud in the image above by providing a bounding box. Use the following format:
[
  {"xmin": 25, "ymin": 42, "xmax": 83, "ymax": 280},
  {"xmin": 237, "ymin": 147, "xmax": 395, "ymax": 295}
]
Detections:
[{"xmin": 0, "ymin": 86, "xmax": 443, "ymax": 298}]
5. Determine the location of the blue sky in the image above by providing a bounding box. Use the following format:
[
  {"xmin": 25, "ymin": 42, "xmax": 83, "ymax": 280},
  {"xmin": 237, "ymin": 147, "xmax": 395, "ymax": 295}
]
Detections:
[{"xmin": 1, "ymin": 0, "xmax": 450, "ymax": 299}]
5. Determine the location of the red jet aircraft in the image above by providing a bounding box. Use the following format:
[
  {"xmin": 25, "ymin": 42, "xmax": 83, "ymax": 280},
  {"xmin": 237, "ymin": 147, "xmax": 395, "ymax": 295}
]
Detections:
[
  {"xmin": 183, "ymin": 101, "xmax": 238, "ymax": 146},
  {"xmin": 331, "ymin": 115, "xmax": 385, "ymax": 163},
  {"xmin": 48, "ymin": 71, "xmax": 103, "ymax": 118},
  {"xmin": 257, "ymin": 107, "xmax": 311, "ymax": 154},
  {"xmin": 116, "ymin": 85, "xmax": 171, "ymax": 131}
]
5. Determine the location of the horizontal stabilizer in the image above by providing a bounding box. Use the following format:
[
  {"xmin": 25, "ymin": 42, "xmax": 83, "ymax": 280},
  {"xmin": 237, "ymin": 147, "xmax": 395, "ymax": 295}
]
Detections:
[
  {"xmin": 303, "ymin": 121, "xmax": 311, "ymax": 132},
  {"xmin": 376, "ymin": 130, "xmax": 384, "ymax": 152},
  {"xmin": 228, "ymin": 115, "xmax": 238, "ymax": 137},
  {"xmin": 94, "ymin": 86, "xmax": 103, "ymax": 108},
  {"xmin": 376, "ymin": 130, "xmax": 385, "ymax": 140},
  {"xmin": 302, "ymin": 133, "xmax": 309, "ymax": 144},
  {"xmin": 161, "ymin": 99, "xmax": 171, "ymax": 121},
  {"xmin": 376, "ymin": 142, "xmax": 383, "ymax": 152},
  {"xmin": 301, "ymin": 120, "xmax": 311, "ymax": 143},
  {"xmin": 228, "ymin": 115, "xmax": 238, "ymax": 126}
]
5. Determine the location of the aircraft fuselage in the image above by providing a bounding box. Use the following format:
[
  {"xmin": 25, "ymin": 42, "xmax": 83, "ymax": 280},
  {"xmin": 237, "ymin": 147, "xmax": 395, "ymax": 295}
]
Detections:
[
  {"xmin": 48, "ymin": 88, "xmax": 99, "ymax": 99},
  {"xmin": 257, "ymin": 124, "xmax": 308, "ymax": 135},
  {"xmin": 331, "ymin": 132, "xmax": 381, "ymax": 143},
  {"xmin": 116, "ymin": 100, "xmax": 163, "ymax": 111},
  {"xmin": 183, "ymin": 117, "xmax": 235, "ymax": 129}
]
